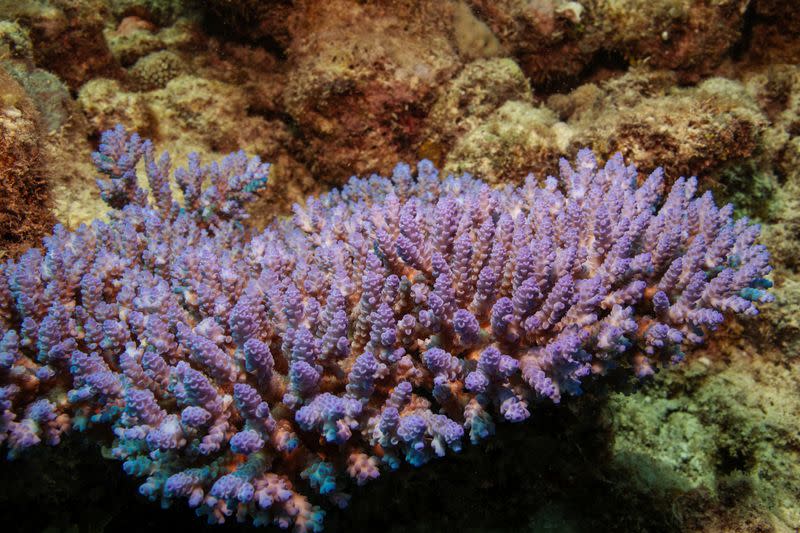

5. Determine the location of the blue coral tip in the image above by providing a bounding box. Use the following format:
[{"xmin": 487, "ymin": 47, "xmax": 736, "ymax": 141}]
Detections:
[
  {"xmin": 740, "ymin": 287, "xmax": 763, "ymax": 301},
  {"xmin": 753, "ymin": 278, "xmax": 773, "ymax": 289}
]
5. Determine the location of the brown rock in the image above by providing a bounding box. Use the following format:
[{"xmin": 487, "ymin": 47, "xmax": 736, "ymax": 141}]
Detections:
[
  {"xmin": 466, "ymin": 0, "xmax": 750, "ymax": 86},
  {"xmin": 423, "ymin": 58, "xmax": 533, "ymax": 166},
  {"xmin": 0, "ymin": 67, "xmax": 53, "ymax": 258},
  {"xmin": 3, "ymin": 0, "xmax": 122, "ymax": 90},
  {"xmin": 552, "ymin": 71, "xmax": 767, "ymax": 181},
  {"xmin": 282, "ymin": 0, "xmax": 461, "ymax": 182}
]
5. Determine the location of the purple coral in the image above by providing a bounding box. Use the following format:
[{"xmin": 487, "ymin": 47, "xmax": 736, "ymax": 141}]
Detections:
[{"xmin": 0, "ymin": 129, "xmax": 773, "ymax": 530}]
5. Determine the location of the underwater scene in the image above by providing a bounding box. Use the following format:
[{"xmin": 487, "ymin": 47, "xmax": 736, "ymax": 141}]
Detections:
[{"xmin": 0, "ymin": 1, "xmax": 799, "ymax": 532}]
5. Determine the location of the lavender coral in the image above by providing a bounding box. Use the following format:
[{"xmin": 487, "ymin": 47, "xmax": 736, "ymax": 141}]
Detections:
[{"xmin": 0, "ymin": 126, "xmax": 773, "ymax": 530}]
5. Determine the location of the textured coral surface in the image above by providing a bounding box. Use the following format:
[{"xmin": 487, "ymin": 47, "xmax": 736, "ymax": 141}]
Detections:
[{"xmin": 0, "ymin": 126, "xmax": 773, "ymax": 530}]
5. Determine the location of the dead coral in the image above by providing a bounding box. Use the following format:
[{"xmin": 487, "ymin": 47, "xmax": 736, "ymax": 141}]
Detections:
[
  {"xmin": 108, "ymin": 0, "xmax": 190, "ymax": 27},
  {"xmin": 127, "ymin": 49, "xmax": 185, "ymax": 91},
  {"xmin": 549, "ymin": 70, "xmax": 767, "ymax": 181},
  {"xmin": 444, "ymin": 100, "xmax": 565, "ymax": 184},
  {"xmin": 204, "ymin": 0, "xmax": 294, "ymax": 49},
  {"xmin": 3, "ymin": 61, "xmax": 77, "ymax": 134},
  {"xmin": 1, "ymin": 0, "xmax": 122, "ymax": 90},
  {"xmin": 736, "ymin": 0, "xmax": 800, "ymax": 69},
  {"xmin": 451, "ymin": 1, "xmax": 504, "ymax": 60},
  {"xmin": 465, "ymin": 0, "xmax": 750, "ymax": 86},
  {"xmin": 743, "ymin": 65, "xmax": 800, "ymax": 274},
  {"xmin": 282, "ymin": 0, "xmax": 461, "ymax": 181},
  {"xmin": 0, "ymin": 21, "xmax": 34, "ymax": 63},
  {"xmin": 423, "ymin": 57, "xmax": 533, "ymax": 165},
  {"xmin": 78, "ymin": 78, "xmax": 155, "ymax": 136},
  {"xmin": 0, "ymin": 67, "xmax": 53, "ymax": 258},
  {"xmin": 441, "ymin": 68, "xmax": 767, "ymax": 187},
  {"xmin": 105, "ymin": 16, "xmax": 200, "ymax": 67},
  {"xmin": 745, "ymin": 65, "xmax": 800, "ymax": 173}
]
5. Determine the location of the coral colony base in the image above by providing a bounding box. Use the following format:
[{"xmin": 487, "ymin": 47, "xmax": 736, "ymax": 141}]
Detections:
[{"xmin": 0, "ymin": 126, "xmax": 773, "ymax": 531}]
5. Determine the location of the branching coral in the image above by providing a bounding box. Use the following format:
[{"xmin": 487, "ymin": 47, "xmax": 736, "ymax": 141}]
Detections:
[{"xmin": 0, "ymin": 126, "xmax": 773, "ymax": 531}]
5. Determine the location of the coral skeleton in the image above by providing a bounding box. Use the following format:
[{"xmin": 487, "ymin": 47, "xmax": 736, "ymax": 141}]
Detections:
[{"xmin": 0, "ymin": 126, "xmax": 773, "ymax": 531}]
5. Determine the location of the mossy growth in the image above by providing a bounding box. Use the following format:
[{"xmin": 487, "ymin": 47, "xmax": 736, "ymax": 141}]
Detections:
[
  {"xmin": 714, "ymin": 163, "xmax": 778, "ymax": 221},
  {"xmin": 0, "ymin": 21, "xmax": 33, "ymax": 62}
]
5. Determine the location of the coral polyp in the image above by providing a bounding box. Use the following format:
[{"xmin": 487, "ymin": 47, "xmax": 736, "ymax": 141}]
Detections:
[{"xmin": 0, "ymin": 126, "xmax": 772, "ymax": 531}]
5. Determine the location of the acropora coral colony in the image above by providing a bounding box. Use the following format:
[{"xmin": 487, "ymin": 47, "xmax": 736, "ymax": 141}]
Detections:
[{"xmin": 0, "ymin": 126, "xmax": 774, "ymax": 531}]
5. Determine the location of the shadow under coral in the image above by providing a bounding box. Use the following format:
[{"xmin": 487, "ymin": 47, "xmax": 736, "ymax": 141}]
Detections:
[{"xmin": 0, "ymin": 373, "xmax": 747, "ymax": 533}]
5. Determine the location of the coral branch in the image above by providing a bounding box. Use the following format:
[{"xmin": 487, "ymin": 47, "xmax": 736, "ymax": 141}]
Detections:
[{"xmin": 0, "ymin": 129, "xmax": 773, "ymax": 531}]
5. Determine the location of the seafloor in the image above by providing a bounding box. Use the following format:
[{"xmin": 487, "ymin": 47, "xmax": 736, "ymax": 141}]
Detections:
[{"xmin": 0, "ymin": 1, "xmax": 799, "ymax": 532}]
